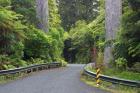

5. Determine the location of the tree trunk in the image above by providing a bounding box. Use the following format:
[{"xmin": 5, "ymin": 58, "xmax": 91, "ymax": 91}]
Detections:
[
  {"xmin": 36, "ymin": 0, "xmax": 49, "ymax": 32},
  {"xmin": 104, "ymin": 0, "xmax": 122, "ymax": 66}
]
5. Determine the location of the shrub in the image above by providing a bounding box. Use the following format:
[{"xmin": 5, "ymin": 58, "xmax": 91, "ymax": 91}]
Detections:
[
  {"xmin": 0, "ymin": 8, "xmax": 26, "ymax": 58},
  {"xmin": 28, "ymin": 58, "xmax": 45, "ymax": 65},
  {"xmin": 114, "ymin": 1, "xmax": 140, "ymax": 66},
  {"xmin": 0, "ymin": 0, "xmax": 11, "ymax": 7},
  {"xmin": 115, "ymin": 57, "xmax": 127, "ymax": 70},
  {"xmin": 57, "ymin": 58, "xmax": 67, "ymax": 67},
  {"xmin": 0, "ymin": 55, "xmax": 13, "ymax": 70},
  {"xmin": 130, "ymin": 62, "xmax": 140, "ymax": 73},
  {"xmin": 96, "ymin": 51, "xmax": 105, "ymax": 70},
  {"xmin": 48, "ymin": 27, "xmax": 64, "ymax": 62},
  {"xmin": 0, "ymin": 55, "xmax": 27, "ymax": 70},
  {"xmin": 24, "ymin": 26, "xmax": 53, "ymax": 62},
  {"xmin": 11, "ymin": 58, "xmax": 27, "ymax": 67}
]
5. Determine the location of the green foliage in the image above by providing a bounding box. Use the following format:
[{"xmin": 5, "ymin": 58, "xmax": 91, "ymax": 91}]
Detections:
[
  {"xmin": 122, "ymin": 8, "xmax": 140, "ymax": 58},
  {"xmin": 130, "ymin": 62, "xmax": 140, "ymax": 73},
  {"xmin": 24, "ymin": 26, "xmax": 65, "ymax": 63},
  {"xmin": 0, "ymin": 0, "xmax": 65, "ymax": 70},
  {"xmin": 115, "ymin": 58, "xmax": 127, "ymax": 70},
  {"xmin": 58, "ymin": 0, "xmax": 99, "ymax": 30},
  {"xmin": 47, "ymin": 0, "xmax": 65, "ymax": 63},
  {"xmin": 87, "ymin": 6, "xmax": 105, "ymax": 51},
  {"xmin": 0, "ymin": 55, "xmax": 13, "ymax": 70},
  {"xmin": 0, "ymin": 55, "xmax": 27, "ymax": 70},
  {"xmin": 0, "ymin": 2, "xmax": 28, "ymax": 69},
  {"xmin": 114, "ymin": 0, "xmax": 140, "ymax": 68},
  {"xmin": 103, "ymin": 68, "xmax": 140, "ymax": 81},
  {"xmin": 11, "ymin": 0, "xmax": 38, "ymax": 25},
  {"xmin": 48, "ymin": 27, "xmax": 65, "ymax": 61},
  {"xmin": 28, "ymin": 58, "xmax": 44, "ymax": 65},
  {"xmin": 127, "ymin": 0, "xmax": 140, "ymax": 11},
  {"xmin": 56, "ymin": 58, "xmax": 67, "ymax": 67},
  {"xmin": 10, "ymin": 58, "xmax": 27, "ymax": 67},
  {"xmin": 0, "ymin": 0, "xmax": 11, "ymax": 7},
  {"xmin": 113, "ymin": 40, "xmax": 128, "ymax": 60},
  {"xmin": 49, "ymin": 0, "xmax": 61, "ymax": 28},
  {"xmin": 69, "ymin": 21, "xmax": 94, "ymax": 63},
  {"xmin": 24, "ymin": 26, "xmax": 53, "ymax": 62},
  {"xmin": 67, "ymin": 0, "xmax": 105, "ymax": 63},
  {"xmin": 96, "ymin": 51, "xmax": 104, "ymax": 69},
  {"xmin": 0, "ymin": 8, "xmax": 26, "ymax": 58}
]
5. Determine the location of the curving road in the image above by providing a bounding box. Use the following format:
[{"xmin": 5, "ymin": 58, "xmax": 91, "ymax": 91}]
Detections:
[{"xmin": 0, "ymin": 64, "xmax": 109, "ymax": 93}]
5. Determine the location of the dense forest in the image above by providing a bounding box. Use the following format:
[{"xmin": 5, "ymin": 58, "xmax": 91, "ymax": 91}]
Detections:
[
  {"xmin": 0, "ymin": 0, "xmax": 140, "ymax": 74},
  {"xmin": 0, "ymin": 0, "xmax": 66, "ymax": 70},
  {"xmin": 63, "ymin": 0, "xmax": 140, "ymax": 73}
]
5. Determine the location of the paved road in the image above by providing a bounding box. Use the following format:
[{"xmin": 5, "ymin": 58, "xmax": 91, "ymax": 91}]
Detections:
[{"xmin": 0, "ymin": 64, "xmax": 109, "ymax": 93}]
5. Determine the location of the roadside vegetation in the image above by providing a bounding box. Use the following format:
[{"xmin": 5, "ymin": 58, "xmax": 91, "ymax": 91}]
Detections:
[
  {"xmin": 87, "ymin": 64, "xmax": 140, "ymax": 81},
  {"xmin": 64, "ymin": 0, "xmax": 140, "ymax": 92},
  {"xmin": 65, "ymin": 0, "xmax": 140, "ymax": 81},
  {"xmin": 81, "ymin": 74, "xmax": 140, "ymax": 93},
  {"xmin": 0, "ymin": 0, "xmax": 67, "ymax": 70}
]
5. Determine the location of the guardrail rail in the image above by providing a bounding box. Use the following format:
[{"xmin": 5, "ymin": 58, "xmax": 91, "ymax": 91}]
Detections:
[
  {"xmin": 0, "ymin": 62, "xmax": 61, "ymax": 82},
  {"xmin": 83, "ymin": 64, "xmax": 140, "ymax": 88}
]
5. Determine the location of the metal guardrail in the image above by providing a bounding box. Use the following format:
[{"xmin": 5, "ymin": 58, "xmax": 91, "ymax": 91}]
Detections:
[
  {"xmin": 83, "ymin": 64, "xmax": 140, "ymax": 88},
  {"xmin": 0, "ymin": 62, "xmax": 61, "ymax": 76}
]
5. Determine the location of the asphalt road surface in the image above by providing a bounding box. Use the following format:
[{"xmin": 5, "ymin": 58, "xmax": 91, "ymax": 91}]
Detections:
[{"xmin": 0, "ymin": 64, "xmax": 109, "ymax": 93}]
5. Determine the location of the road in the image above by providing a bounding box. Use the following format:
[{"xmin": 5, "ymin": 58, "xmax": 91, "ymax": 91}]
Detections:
[{"xmin": 0, "ymin": 64, "xmax": 109, "ymax": 93}]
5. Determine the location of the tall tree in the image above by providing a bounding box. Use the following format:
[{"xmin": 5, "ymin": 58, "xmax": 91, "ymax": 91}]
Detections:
[
  {"xmin": 36, "ymin": 0, "xmax": 49, "ymax": 32},
  {"xmin": 104, "ymin": 0, "xmax": 122, "ymax": 66}
]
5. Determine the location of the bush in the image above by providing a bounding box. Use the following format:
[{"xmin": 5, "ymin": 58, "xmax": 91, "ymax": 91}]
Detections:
[
  {"xmin": 0, "ymin": 55, "xmax": 27, "ymax": 70},
  {"xmin": 0, "ymin": 0, "xmax": 65, "ymax": 69},
  {"xmin": 114, "ymin": 1, "xmax": 140, "ymax": 67},
  {"xmin": 130, "ymin": 62, "xmax": 140, "ymax": 73},
  {"xmin": 67, "ymin": 0, "xmax": 105, "ymax": 63},
  {"xmin": 115, "ymin": 57, "xmax": 127, "ymax": 70},
  {"xmin": 0, "ymin": 55, "xmax": 13, "ymax": 70},
  {"xmin": 56, "ymin": 58, "xmax": 67, "ymax": 67},
  {"xmin": 11, "ymin": 58, "xmax": 27, "ymax": 67},
  {"xmin": 0, "ymin": 8, "xmax": 26, "ymax": 58},
  {"xmin": 0, "ymin": 0, "xmax": 11, "ymax": 7},
  {"xmin": 48, "ymin": 27, "xmax": 64, "ymax": 61},
  {"xmin": 28, "ymin": 58, "xmax": 45, "ymax": 65},
  {"xmin": 24, "ymin": 26, "xmax": 65, "ymax": 63},
  {"xmin": 24, "ymin": 26, "xmax": 53, "ymax": 62},
  {"xmin": 96, "ymin": 51, "xmax": 105, "ymax": 70}
]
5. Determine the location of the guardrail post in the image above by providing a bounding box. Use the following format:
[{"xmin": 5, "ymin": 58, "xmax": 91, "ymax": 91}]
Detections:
[
  {"xmin": 96, "ymin": 68, "xmax": 101, "ymax": 86},
  {"xmin": 31, "ymin": 68, "xmax": 34, "ymax": 73},
  {"xmin": 45, "ymin": 65, "xmax": 48, "ymax": 69}
]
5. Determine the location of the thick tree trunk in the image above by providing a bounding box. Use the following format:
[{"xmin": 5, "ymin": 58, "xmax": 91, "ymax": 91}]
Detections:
[
  {"xmin": 36, "ymin": 0, "xmax": 49, "ymax": 32},
  {"xmin": 104, "ymin": 0, "xmax": 122, "ymax": 66}
]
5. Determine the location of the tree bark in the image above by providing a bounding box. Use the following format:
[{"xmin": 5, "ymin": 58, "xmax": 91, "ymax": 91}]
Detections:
[
  {"xmin": 36, "ymin": 0, "xmax": 49, "ymax": 32},
  {"xmin": 104, "ymin": 0, "xmax": 122, "ymax": 66}
]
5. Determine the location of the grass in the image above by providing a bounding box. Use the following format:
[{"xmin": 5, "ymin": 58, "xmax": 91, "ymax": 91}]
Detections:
[
  {"xmin": 87, "ymin": 65, "xmax": 140, "ymax": 81},
  {"xmin": 103, "ymin": 68, "xmax": 140, "ymax": 81},
  {"xmin": 81, "ymin": 74, "xmax": 140, "ymax": 93},
  {"xmin": 0, "ymin": 73, "xmax": 27, "ymax": 84}
]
